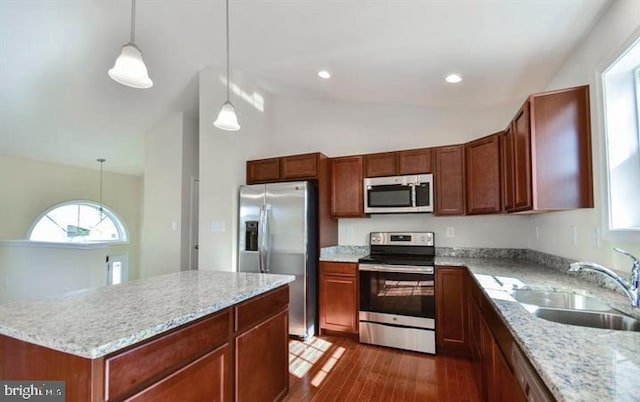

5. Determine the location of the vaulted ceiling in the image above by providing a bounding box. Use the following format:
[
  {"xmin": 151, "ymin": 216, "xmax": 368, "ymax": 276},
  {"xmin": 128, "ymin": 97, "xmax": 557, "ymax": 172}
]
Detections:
[{"xmin": 0, "ymin": 0, "xmax": 611, "ymax": 175}]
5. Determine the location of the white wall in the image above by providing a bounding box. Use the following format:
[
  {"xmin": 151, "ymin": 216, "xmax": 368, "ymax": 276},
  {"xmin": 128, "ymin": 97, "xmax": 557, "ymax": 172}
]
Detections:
[
  {"xmin": 0, "ymin": 155, "xmax": 142, "ymax": 278},
  {"xmin": 529, "ymin": 0, "xmax": 640, "ymax": 272},
  {"xmin": 0, "ymin": 242, "xmax": 108, "ymax": 303},
  {"xmin": 181, "ymin": 110, "xmax": 199, "ymax": 270},
  {"xmin": 198, "ymin": 67, "xmax": 272, "ymax": 272},
  {"xmin": 141, "ymin": 113, "xmax": 186, "ymax": 277}
]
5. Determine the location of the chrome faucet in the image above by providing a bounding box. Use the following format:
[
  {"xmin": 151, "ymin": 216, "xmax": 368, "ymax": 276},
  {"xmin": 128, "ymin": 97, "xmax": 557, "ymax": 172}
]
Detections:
[{"xmin": 569, "ymin": 248, "xmax": 640, "ymax": 307}]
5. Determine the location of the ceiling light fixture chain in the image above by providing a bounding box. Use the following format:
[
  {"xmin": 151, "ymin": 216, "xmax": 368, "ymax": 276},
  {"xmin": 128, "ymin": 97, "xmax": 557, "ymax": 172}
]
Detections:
[
  {"xmin": 97, "ymin": 158, "xmax": 106, "ymax": 218},
  {"xmin": 214, "ymin": 0, "xmax": 240, "ymax": 131},
  {"xmin": 130, "ymin": 0, "xmax": 136, "ymax": 44}
]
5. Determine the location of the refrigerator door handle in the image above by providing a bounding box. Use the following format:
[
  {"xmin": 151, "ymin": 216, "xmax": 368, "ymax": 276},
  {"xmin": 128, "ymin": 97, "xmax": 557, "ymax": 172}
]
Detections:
[
  {"xmin": 263, "ymin": 204, "xmax": 272, "ymax": 273},
  {"xmin": 258, "ymin": 205, "xmax": 265, "ymax": 273}
]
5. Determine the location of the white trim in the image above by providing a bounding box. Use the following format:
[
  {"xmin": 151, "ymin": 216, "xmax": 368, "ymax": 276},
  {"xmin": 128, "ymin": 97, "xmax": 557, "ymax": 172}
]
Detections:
[
  {"xmin": 597, "ymin": 25, "xmax": 640, "ymax": 243},
  {"xmin": 0, "ymin": 240, "xmax": 110, "ymax": 250}
]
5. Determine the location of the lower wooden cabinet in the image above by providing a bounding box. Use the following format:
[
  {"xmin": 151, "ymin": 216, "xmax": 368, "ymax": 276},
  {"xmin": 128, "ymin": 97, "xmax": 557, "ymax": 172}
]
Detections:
[
  {"xmin": 127, "ymin": 343, "xmax": 230, "ymax": 402},
  {"xmin": 435, "ymin": 266, "xmax": 470, "ymax": 357},
  {"xmin": 235, "ymin": 310, "xmax": 289, "ymax": 402},
  {"xmin": 319, "ymin": 261, "xmax": 358, "ymax": 334}
]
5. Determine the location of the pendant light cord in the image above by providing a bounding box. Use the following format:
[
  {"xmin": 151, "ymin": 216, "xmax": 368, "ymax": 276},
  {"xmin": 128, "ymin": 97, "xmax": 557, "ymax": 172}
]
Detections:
[
  {"xmin": 130, "ymin": 0, "xmax": 136, "ymax": 44},
  {"xmin": 225, "ymin": 0, "xmax": 230, "ymax": 101},
  {"xmin": 97, "ymin": 158, "xmax": 106, "ymax": 217}
]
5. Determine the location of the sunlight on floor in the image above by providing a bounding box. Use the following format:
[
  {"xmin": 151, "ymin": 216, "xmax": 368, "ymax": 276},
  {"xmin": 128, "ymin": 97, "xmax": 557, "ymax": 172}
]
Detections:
[{"xmin": 289, "ymin": 337, "xmax": 345, "ymax": 386}]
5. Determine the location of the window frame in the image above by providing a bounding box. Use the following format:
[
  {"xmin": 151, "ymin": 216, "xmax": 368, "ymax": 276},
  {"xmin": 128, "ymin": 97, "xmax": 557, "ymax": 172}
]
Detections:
[
  {"xmin": 27, "ymin": 200, "xmax": 129, "ymax": 244},
  {"xmin": 598, "ymin": 26, "xmax": 640, "ymax": 243}
]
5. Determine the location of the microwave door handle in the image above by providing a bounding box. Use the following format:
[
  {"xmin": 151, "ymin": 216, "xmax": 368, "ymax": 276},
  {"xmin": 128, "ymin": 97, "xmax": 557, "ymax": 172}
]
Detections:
[{"xmin": 411, "ymin": 183, "xmax": 416, "ymax": 207}]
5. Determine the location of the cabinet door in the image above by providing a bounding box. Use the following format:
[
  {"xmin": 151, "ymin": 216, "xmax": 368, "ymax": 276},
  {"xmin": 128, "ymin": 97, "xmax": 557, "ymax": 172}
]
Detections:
[
  {"xmin": 494, "ymin": 346, "xmax": 527, "ymax": 402},
  {"xmin": 246, "ymin": 158, "xmax": 280, "ymax": 184},
  {"xmin": 465, "ymin": 134, "xmax": 502, "ymax": 214},
  {"xmin": 127, "ymin": 343, "xmax": 231, "ymax": 402},
  {"xmin": 435, "ymin": 266, "xmax": 469, "ymax": 357},
  {"xmin": 236, "ymin": 310, "xmax": 289, "ymax": 402},
  {"xmin": 364, "ymin": 152, "xmax": 397, "ymax": 177},
  {"xmin": 480, "ymin": 314, "xmax": 496, "ymax": 402},
  {"xmin": 398, "ymin": 148, "xmax": 432, "ymax": 174},
  {"xmin": 502, "ymin": 128, "xmax": 515, "ymax": 212},
  {"xmin": 434, "ymin": 145, "xmax": 465, "ymax": 215},
  {"xmin": 319, "ymin": 262, "xmax": 358, "ymax": 334},
  {"xmin": 512, "ymin": 102, "xmax": 532, "ymax": 211},
  {"xmin": 281, "ymin": 153, "xmax": 317, "ymax": 180},
  {"xmin": 330, "ymin": 156, "xmax": 365, "ymax": 217}
]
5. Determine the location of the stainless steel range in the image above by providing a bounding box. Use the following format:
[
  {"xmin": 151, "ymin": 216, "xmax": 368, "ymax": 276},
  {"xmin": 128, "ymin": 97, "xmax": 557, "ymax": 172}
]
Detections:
[{"xmin": 358, "ymin": 232, "xmax": 436, "ymax": 354}]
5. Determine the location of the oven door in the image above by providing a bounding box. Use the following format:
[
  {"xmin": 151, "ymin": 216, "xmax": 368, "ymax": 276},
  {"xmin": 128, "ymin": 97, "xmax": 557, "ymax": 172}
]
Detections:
[{"xmin": 359, "ymin": 264, "xmax": 435, "ymax": 329}]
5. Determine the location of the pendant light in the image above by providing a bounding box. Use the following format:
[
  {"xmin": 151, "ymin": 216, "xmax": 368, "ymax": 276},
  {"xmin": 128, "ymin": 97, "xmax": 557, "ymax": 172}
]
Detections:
[
  {"xmin": 108, "ymin": 0, "xmax": 153, "ymax": 89},
  {"xmin": 214, "ymin": 0, "xmax": 240, "ymax": 131}
]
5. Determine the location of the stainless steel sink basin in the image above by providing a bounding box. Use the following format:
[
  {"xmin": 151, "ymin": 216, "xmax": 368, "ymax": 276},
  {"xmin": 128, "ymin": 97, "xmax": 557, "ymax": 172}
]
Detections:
[
  {"xmin": 511, "ymin": 289, "xmax": 611, "ymax": 311},
  {"xmin": 533, "ymin": 308, "xmax": 640, "ymax": 332}
]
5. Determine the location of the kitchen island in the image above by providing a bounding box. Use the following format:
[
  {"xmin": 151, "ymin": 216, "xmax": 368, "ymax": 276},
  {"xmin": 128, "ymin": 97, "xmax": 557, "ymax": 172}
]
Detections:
[{"xmin": 0, "ymin": 270, "xmax": 294, "ymax": 402}]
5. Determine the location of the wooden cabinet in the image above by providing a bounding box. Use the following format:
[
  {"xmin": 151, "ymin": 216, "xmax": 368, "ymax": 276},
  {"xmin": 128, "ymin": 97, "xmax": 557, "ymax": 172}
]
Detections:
[
  {"xmin": 364, "ymin": 148, "xmax": 433, "ymax": 177},
  {"xmin": 435, "ymin": 266, "xmax": 470, "ymax": 357},
  {"xmin": 501, "ymin": 127, "xmax": 515, "ymax": 212},
  {"xmin": 330, "ymin": 156, "xmax": 366, "ymax": 218},
  {"xmin": 465, "ymin": 133, "xmax": 502, "ymax": 214},
  {"xmin": 236, "ymin": 310, "xmax": 289, "ymax": 402},
  {"xmin": 434, "ymin": 145, "xmax": 465, "ymax": 215},
  {"xmin": 504, "ymin": 85, "xmax": 593, "ymax": 213},
  {"xmin": 319, "ymin": 262, "xmax": 358, "ymax": 335},
  {"xmin": 1, "ymin": 286, "xmax": 290, "ymax": 402},
  {"xmin": 281, "ymin": 153, "xmax": 319, "ymax": 180},
  {"xmin": 364, "ymin": 152, "xmax": 397, "ymax": 177},
  {"xmin": 246, "ymin": 153, "xmax": 338, "ymax": 248},
  {"xmin": 398, "ymin": 148, "xmax": 432, "ymax": 175},
  {"xmin": 246, "ymin": 158, "xmax": 280, "ymax": 184}
]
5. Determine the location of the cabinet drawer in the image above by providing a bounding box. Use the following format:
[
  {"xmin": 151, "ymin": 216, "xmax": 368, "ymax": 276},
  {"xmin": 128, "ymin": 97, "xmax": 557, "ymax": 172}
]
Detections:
[
  {"xmin": 105, "ymin": 309, "xmax": 231, "ymax": 401},
  {"xmin": 320, "ymin": 261, "xmax": 357, "ymax": 276},
  {"xmin": 126, "ymin": 343, "xmax": 230, "ymax": 402},
  {"xmin": 235, "ymin": 286, "xmax": 289, "ymax": 333}
]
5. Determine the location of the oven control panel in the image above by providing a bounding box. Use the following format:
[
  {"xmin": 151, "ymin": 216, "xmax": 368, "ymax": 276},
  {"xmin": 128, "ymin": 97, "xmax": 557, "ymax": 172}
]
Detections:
[{"xmin": 369, "ymin": 232, "xmax": 434, "ymax": 246}]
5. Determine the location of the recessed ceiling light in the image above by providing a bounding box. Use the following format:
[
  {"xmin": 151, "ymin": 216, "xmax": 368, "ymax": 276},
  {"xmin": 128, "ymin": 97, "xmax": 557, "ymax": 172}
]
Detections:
[
  {"xmin": 445, "ymin": 74, "xmax": 462, "ymax": 84},
  {"xmin": 318, "ymin": 70, "xmax": 331, "ymax": 79}
]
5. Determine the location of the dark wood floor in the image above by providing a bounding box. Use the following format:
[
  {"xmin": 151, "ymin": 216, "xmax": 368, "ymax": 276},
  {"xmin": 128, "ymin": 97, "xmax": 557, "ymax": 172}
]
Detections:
[{"xmin": 283, "ymin": 335, "xmax": 482, "ymax": 402}]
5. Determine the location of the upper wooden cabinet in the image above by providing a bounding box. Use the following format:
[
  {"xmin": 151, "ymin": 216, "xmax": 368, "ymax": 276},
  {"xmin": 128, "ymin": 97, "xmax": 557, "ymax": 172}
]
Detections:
[
  {"xmin": 281, "ymin": 153, "xmax": 319, "ymax": 180},
  {"xmin": 501, "ymin": 127, "xmax": 515, "ymax": 212},
  {"xmin": 465, "ymin": 133, "xmax": 502, "ymax": 215},
  {"xmin": 330, "ymin": 155, "xmax": 366, "ymax": 218},
  {"xmin": 364, "ymin": 152, "xmax": 397, "ymax": 177},
  {"xmin": 398, "ymin": 148, "xmax": 432, "ymax": 175},
  {"xmin": 246, "ymin": 153, "xmax": 322, "ymax": 184},
  {"xmin": 246, "ymin": 157, "xmax": 280, "ymax": 184},
  {"xmin": 364, "ymin": 148, "xmax": 433, "ymax": 177},
  {"xmin": 504, "ymin": 85, "xmax": 593, "ymax": 213},
  {"xmin": 434, "ymin": 145, "xmax": 465, "ymax": 216}
]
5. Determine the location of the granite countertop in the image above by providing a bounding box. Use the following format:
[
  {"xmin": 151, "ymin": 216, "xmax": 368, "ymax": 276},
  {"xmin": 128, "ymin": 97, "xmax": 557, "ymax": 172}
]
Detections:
[
  {"xmin": 319, "ymin": 245, "xmax": 369, "ymax": 263},
  {"xmin": 436, "ymin": 256, "xmax": 640, "ymax": 402},
  {"xmin": 0, "ymin": 270, "xmax": 294, "ymax": 359}
]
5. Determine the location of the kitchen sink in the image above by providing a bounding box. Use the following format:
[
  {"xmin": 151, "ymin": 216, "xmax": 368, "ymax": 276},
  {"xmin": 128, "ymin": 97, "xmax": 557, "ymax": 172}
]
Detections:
[
  {"xmin": 511, "ymin": 289, "xmax": 611, "ymax": 311},
  {"xmin": 533, "ymin": 308, "xmax": 640, "ymax": 332}
]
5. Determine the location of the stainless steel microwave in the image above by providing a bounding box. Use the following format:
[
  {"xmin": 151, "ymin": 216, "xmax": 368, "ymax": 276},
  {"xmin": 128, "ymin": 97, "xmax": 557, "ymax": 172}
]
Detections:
[{"xmin": 364, "ymin": 174, "xmax": 434, "ymax": 213}]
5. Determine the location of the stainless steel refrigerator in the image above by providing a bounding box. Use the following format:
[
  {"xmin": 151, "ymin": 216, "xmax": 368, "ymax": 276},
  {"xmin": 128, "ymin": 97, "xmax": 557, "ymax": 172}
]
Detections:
[{"xmin": 238, "ymin": 181, "xmax": 318, "ymax": 339}]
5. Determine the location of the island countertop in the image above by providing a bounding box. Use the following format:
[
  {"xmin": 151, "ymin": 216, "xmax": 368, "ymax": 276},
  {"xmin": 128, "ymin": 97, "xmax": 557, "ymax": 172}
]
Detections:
[
  {"xmin": 0, "ymin": 270, "xmax": 294, "ymax": 359},
  {"xmin": 436, "ymin": 256, "xmax": 640, "ymax": 402}
]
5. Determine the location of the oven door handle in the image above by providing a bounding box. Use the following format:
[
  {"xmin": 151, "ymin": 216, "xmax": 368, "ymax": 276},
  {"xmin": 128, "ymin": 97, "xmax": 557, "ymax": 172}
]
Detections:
[{"xmin": 358, "ymin": 264, "xmax": 434, "ymax": 275}]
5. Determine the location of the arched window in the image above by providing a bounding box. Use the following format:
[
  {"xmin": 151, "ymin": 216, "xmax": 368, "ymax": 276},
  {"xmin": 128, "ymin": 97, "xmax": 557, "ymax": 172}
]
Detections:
[{"xmin": 28, "ymin": 201, "xmax": 128, "ymax": 243}]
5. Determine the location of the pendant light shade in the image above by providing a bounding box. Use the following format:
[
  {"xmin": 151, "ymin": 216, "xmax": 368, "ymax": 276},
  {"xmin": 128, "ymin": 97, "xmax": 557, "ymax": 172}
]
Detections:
[
  {"xmin": 214, "ymin": 0, "xmax": 240, "ymax": 131},
  {"xmin": 214, "ymin": 101, "xmax": 240, "ymax": 131},
  {"xmin": 108, "ymin": 0, "xmax": 153, "ymax": 89},
  {"xmin": 108, "ymin": 44, "xmax": 153, "ymax": 89}
]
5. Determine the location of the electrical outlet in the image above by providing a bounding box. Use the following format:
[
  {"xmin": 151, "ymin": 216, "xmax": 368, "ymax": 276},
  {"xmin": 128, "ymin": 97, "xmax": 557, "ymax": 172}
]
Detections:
[{"xmin": 446, "ymin": 227, "xmax": 455, "ymax": 238}]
